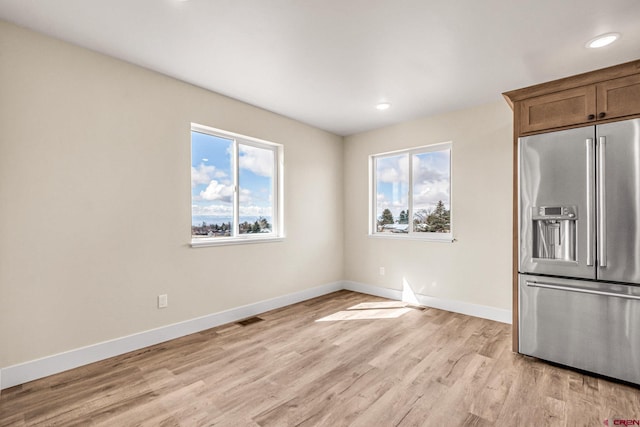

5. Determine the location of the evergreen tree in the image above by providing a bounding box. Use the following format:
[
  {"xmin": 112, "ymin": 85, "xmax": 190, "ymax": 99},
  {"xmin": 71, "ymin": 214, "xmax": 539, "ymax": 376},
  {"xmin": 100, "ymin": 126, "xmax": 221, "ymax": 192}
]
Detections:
[
  {"xmin": 259, "ymin": 217, "xmax": 270, "ymax": 230},
  {"xmin": 426, "ymin": 200, "xmax": 450, "ymax": 232},
  {"xmin": 399, "ymin": 210, "xmax": 408, "ymax": 224},
  {"xmin": 379, "ymin": 208, "xmax": 394, "ymax": 225}
]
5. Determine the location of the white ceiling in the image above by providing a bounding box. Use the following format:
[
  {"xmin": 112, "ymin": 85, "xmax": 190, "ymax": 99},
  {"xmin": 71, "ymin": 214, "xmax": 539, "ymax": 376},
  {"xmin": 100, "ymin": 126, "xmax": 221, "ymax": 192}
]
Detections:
[{"xmin": 1, "ymin": 0, "xmax": 639, "ymax": 136}]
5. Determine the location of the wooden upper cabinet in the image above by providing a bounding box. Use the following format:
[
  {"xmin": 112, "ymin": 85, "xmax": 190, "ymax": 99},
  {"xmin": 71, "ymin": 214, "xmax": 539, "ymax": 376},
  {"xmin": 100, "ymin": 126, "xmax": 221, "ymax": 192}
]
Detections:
[
  {"xmin": 519, "ymin": 86, "xmax": 596, "ymax": 133},
  {"xmin": 596, "ymin": 73, "xmax": 640, "ymax": 121},
  {"xmin": 504, "ymin": 59, "xmax": 640, "ymax": 135}
]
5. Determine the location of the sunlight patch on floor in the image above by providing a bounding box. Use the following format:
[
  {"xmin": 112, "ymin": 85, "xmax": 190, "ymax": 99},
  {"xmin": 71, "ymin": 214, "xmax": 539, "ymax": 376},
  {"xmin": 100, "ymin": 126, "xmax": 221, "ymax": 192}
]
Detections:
[
  {"xmin": 316, "ymin": 307, "xmax": 414, "ymax": 321},
  {"xmin": 347, "ymin": 301, "xmax": 408, "ymax": 310},
  {"xmin": 402, "ymin": 277, "xmax": 420, "ymax": 305},
  {"xmin": 316, "ymin": 279, "xmax": 427, "ymax": 322}
]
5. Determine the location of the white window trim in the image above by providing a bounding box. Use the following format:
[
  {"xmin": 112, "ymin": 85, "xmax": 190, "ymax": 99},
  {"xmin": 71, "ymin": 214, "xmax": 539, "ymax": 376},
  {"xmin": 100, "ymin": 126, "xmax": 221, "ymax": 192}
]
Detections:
[
  {"xmin": 191, "ymin": 235, "xmax": 285, "ymax": 247},
  {"xmin": 369, "ymin": 141, "xmax": 453, "ymax": 242},
  {"xmin": 190, "ymin": 123, "xmax": 284, "ymax": 247}
]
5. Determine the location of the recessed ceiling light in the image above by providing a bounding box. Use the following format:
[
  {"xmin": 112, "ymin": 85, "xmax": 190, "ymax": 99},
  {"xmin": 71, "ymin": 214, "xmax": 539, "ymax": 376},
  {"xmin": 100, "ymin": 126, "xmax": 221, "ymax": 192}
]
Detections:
[
  {"xmin": 376, "ymin": 102, "xmax": 391, "ymax": 111},
  {"xmin": 586, "ymin": 33, "xmax": 620, "ymax": 49}
]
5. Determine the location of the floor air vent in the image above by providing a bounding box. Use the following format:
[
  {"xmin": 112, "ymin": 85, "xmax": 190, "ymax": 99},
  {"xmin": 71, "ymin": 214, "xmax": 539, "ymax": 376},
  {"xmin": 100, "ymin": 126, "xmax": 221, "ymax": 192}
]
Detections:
[{"xmin": 236, "ymin": 316, "xmax": 264, "ymax": 326}]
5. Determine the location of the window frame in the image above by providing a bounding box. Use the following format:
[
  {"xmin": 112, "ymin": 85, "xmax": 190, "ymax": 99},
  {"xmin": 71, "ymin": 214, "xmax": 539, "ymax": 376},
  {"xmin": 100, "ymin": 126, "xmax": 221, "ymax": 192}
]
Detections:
[
  {"xmin": 190, "ymin": 123, "xmax": 284, "ymax": 247},
  {"xmin": 369, "ymin": 141, "xmax": 453, "ymax": 242}
]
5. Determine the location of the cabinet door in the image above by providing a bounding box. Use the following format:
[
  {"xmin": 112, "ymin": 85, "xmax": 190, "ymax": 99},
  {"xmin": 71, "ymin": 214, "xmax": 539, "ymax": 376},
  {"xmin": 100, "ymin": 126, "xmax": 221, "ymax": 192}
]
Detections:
[
  {"xmin": 596, "ymin": 74, "xmax": 640, "ymax": 121},
  {"xmin": 519, "ymin": 86, "xmax": 596, "ymax": 133}
]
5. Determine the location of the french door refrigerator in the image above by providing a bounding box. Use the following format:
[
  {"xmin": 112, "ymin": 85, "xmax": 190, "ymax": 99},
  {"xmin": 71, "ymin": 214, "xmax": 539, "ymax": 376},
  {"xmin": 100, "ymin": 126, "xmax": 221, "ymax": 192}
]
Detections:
[{"xmin": 519, "ymin": 118, "xmax": 640, "ymax": 385}]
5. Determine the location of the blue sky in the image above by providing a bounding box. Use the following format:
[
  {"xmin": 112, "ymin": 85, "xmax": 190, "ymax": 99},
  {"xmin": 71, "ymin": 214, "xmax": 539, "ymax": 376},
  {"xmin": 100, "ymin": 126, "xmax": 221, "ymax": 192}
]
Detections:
[
  {"xmin": 191, "ymin": 131, "xmax": 273, "ymax": 224},
  {"xmin": 376, "ymin": 149, "xmax": 450, "ymax": 221}
]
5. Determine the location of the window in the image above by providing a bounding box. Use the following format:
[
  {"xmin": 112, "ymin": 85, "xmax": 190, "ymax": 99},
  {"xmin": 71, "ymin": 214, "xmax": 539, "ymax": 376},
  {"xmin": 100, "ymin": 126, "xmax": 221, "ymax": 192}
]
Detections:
[
  {"xmin": 191, "ymin": 124, "xmax": 283, "ymax": 246},
  {"xmin": 371, "ymin": 142, "xmax": 452, "ymax": 241}
]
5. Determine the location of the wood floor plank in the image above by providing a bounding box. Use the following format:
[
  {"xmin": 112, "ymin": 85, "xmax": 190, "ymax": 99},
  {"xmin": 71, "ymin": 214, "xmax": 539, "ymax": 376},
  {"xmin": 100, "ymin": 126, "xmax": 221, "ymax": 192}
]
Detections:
[
  {"xmin": 2, "ymin": 290, "xmax": 640, "ymax": 426},
  {"xmin": 468, "ymin": 350, "xmax": 520, "ymax": 422},
  {"xmin": 461, "ymin": 413, "xmax": 493, "ymax": 427}
]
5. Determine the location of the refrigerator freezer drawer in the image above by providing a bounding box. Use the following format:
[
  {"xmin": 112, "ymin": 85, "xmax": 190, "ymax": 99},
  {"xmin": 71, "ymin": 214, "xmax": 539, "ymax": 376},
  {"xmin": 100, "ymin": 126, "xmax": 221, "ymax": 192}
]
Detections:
[{"xmin": 519, "ymin": 274, "xmax": 640, "ymax": 384}]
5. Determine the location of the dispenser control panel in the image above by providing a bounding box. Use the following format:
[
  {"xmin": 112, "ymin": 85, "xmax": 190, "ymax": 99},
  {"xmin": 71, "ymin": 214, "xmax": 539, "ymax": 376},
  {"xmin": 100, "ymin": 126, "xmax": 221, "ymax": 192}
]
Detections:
[{"xmin": 533, "ymin": 206, "xmax": 577, "ymax": 220}]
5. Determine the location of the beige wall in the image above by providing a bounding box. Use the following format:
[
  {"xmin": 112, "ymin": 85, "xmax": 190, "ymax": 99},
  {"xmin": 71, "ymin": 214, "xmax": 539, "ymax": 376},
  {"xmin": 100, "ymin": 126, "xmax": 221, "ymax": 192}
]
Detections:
[
  {"xmin": 343, "ymin": 101, "xmax": 513, "ymax": 310},
  {"xmin": 0, "ymin": 19, "xmax": 514, "ymax": 372},
  {"xmin": 0, "ymin": 21, "xmax": 344, "ymax": 367}
]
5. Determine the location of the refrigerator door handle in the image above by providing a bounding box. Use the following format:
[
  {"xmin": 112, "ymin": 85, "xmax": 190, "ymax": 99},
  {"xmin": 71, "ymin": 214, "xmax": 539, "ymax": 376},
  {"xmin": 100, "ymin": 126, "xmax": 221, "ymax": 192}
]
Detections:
[
  {"xmin": 598, "ymin": 136, "xmax": 607, "ymax": 267},
  {"xmin": 586, "ymin": 138, "xmax": 594, "ymax": 266},
  {"xmin": 526, "ymin": 280, "xmax": 640, "ymax": 300}
]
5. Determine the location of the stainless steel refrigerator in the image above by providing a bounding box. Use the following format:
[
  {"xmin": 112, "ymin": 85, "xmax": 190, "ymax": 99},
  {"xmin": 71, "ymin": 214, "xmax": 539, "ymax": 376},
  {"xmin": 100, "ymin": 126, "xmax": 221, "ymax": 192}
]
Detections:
[{"xmin": 518, "ymin": 117, "xmax": 640, "ymax": 384}]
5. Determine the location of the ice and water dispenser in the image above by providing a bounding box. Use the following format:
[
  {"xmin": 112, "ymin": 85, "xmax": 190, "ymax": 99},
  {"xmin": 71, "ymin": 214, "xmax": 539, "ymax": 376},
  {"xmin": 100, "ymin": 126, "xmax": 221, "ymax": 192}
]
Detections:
[{"xmin": 531, "ymin": 206, "xmax": 577, "ymax": 262}]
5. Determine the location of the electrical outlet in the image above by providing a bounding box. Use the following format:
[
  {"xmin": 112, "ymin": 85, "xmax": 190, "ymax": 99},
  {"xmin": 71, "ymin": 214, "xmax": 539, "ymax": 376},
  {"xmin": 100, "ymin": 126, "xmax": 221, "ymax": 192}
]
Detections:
[
  {"xmin": 158, "ymin": 294, "xmax": 168, "ymax": 308},
  {"xmin": 379, "ymin": 267, "xmax": 385, "ymax": 276}
]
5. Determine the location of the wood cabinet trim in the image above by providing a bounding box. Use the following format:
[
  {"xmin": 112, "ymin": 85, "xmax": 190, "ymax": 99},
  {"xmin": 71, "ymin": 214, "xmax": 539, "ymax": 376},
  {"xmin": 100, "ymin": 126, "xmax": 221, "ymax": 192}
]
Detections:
[
  {"xmin": 503, "ymin": 59, "xmax": 640, "ymax": 106},
  {"xmin": 511, "ymin": 103, "xmax": 521, "ymax": 352},
  {"xmin": 517, "ymin": 112, "xmax": 640, "ymax": 137}
]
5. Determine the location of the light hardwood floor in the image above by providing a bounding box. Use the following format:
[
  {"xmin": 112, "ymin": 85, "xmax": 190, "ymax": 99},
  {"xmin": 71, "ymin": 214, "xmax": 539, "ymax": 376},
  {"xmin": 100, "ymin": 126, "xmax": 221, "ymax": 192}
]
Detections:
[{"xmin": 1, "ymin": 290, "xmax": 639, "ymax": 426}]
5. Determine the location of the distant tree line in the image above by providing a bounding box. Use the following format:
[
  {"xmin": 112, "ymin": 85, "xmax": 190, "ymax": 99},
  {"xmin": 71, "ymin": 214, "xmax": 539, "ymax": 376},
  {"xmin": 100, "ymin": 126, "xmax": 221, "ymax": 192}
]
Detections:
[
  {"xmin": 192, "ymin": 217, "xmax": 271, "ymax": 237},
  {"xmin": 239, "ymin": 217, "xmax": 271, "ymax": 234}
]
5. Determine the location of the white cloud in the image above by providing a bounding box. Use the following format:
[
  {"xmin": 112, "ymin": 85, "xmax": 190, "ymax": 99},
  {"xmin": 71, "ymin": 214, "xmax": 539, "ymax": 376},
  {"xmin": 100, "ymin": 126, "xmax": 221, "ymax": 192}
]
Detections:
[
  {"xmin": 191, "ymin": 163, "xmax": 227, "ymax": 187},
  {"xmin": 200, "ymin": 180, "xmax": 233, "ymax": 202},
  {"xmin": 378, "ymin": 167, "xmax": 402, "ymax": 183},
  {"xmin": 413, "ymin": 181, "xmax": 449, "ymax": 210},
  {"xmin": 193, "ymin": 203, "xmax": 271, "ymax": 218},
  {"xmin": 413, "ymin": 155, "xmax": 449, "ymax": 184},
  {"xmin": 239, "ymin": 145, "xmax": 273, "ymax": 177},
  {"xmin": 377, "ymin": 194, "xmax": 389, "ymax": 211},
  {"xmin": 376, "ymin": 155, "xmax": 408, "ymax": 183},
  {"xmin": 239, "ymin": 205, "xmax": 273, "ymax": 217},
  {"xmin": 191, "ymin": 204, "xmax": 233, "ymax": 217},
  {"xmin": 239, "ymin": 188, "xmax": 251, "ymax": 203},
  {"xmin": 411, "ymin": 151, "xmax": 450, "ymax": 211}
]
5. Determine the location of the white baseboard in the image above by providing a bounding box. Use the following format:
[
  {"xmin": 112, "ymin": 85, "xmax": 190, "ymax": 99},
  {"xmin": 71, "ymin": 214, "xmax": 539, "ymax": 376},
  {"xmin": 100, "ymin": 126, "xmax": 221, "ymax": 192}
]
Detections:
[
  {"xmin": 0, "ymin": 280, "xmax": 511, "ymax": 391},
  {"xmin": 0, "ymin": 281, "xmax": 343, "ymax": 390},
  {"xmin": 343, "ymin": 281, "xmax": 403, "ymax": 300},
  {"xmin": 343, "ymin": 281, "xmax": 512, "ymax": 324}
]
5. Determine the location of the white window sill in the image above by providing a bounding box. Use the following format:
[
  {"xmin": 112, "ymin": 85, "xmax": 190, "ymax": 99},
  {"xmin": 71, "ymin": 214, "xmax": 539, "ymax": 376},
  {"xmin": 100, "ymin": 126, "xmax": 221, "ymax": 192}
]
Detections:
[
  {"xmin": 368, "ymin": 233, "xmax": 454, "ymax": 243},
  {"xmin": 191, "ymin": 236, "xmax": 285, "ymax": 248}
]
